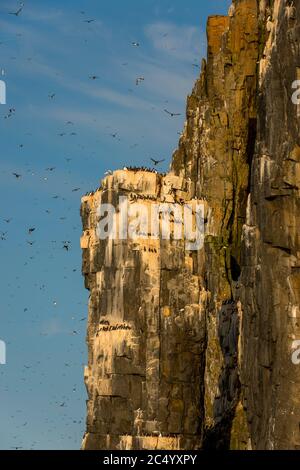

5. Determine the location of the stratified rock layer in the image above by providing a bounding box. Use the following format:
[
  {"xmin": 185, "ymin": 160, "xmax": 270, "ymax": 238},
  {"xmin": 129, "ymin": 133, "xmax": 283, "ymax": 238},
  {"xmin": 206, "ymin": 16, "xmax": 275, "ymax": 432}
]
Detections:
[
  {"xmin": 81, "ymin": 0, "xmax": 300, "ymax": 450},
  {"xmin": 81, "ymin": 171, "xmax": 208, "ymax": 450}
]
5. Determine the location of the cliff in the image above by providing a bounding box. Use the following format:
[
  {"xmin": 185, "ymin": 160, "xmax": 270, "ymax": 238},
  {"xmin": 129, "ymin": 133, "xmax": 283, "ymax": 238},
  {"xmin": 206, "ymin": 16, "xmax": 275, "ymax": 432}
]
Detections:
[{"xmin": 80, "ymin": 0, "xmax": 300, "ymax": 450}]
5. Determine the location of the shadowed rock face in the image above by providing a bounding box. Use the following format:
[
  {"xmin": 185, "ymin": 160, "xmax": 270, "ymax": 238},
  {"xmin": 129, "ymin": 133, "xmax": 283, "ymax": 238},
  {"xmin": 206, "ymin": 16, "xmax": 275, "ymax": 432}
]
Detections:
[{"xmin": 81, "ymin": 0, "xmax": 300, "ymax": 450}]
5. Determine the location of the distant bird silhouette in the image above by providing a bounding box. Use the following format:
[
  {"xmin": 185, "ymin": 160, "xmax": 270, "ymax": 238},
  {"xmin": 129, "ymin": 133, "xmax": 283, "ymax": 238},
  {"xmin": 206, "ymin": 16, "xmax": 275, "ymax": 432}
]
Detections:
[
  {"xmin": 84, "ymin": 19, "xmax": 95, "ymax": 23},
  {"xmin": 12, "ymin": 173, "xmax": 21, "ymax": 178},
  {"xmin": 136, "ymin": 77, "xmax": 145, "ymax": 86},
  {"xmin": 4, "ymin": 108, "xmax": 16, "ymax": 119},
  {"xmin": 9, "ymin": 3, "xmax": 24, "ymax": 17},
  {"xmin": 151, "ymin": 158, "xmax": 165, "ymax": 166},
  {"xmin": 164, "ymin": 109, "xmax": 181, "ymax": 117},
  {"xmin": 132, "ymin": 42, "xmax": 140, "ymax": 47}
]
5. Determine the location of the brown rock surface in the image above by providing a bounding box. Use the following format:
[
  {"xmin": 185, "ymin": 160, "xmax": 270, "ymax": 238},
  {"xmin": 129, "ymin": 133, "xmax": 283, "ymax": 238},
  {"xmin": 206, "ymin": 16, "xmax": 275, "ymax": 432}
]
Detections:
[{"xmin": 81, "ymin": 0, "xmax": 300, "ymax": 450}]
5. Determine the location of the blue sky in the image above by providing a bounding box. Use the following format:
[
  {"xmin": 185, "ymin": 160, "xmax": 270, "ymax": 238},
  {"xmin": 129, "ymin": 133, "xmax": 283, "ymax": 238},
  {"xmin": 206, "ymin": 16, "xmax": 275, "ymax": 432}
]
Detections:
[{"xmin": 0, "ymin": 0, "xmax": 231, "ymax": 450}]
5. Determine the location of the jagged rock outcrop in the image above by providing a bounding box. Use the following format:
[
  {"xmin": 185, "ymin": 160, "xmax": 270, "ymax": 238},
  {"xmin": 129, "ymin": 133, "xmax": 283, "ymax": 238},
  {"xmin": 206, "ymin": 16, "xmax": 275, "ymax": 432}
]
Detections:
[{"xmin": 81, "ymin": 0, "xmax": 300, "ymax": 450}]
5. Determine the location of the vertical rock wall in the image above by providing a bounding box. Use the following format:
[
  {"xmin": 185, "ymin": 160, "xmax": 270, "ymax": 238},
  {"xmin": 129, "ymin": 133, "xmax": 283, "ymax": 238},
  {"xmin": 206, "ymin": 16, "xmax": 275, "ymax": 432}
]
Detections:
[
  {"xmin": 81, "ymin": 0, "xmax": 300, "ymax": 450},
  {"xmin": 240, "ymin": 0, "xmax": 300, "ymax": 450},
  {"xmin": 81, "ymin": 171, "xmax": 207, "ymax": 450}
]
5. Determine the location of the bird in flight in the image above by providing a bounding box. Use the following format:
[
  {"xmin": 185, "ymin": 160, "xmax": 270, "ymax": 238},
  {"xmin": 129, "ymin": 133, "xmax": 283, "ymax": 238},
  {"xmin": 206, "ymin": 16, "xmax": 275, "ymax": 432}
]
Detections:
[
  {"xmin": 151, "ymin": 158, "xmax": 165, "ymax": 166},
  {"xmin": 5, "ymin": 108, "xmax": 16, "ymax": 119},
  {"xmin": 84, "ymin": 19, "xmax": 95, "ymax": 23},
  {"xmin": 89, "ymin": 75, "xmax": 99, "ymax": 80},
  {"xmin": 132, "ymin": 42, "xmax": 140, "ymax": 47},
  {"xmin": 12, "ymin": 172, "xmax": 21, "ymax": 178},
  {"xmin": 63, "ymin": 241, "xmax": 71, "ymax": 251},
  {"xmin": 28, "ymin": 228, "xmax": 36, "ymax": 235},
  {"xmin": 136, "ymin": 77, "xmax": 145, "ymax": 86},
  {"xmin": 164, "ymin": 109, "xmax": 181, "ymax": 117},
  {"xmin": 48, "ymin": 93, "xmax": 56, "ymax": 99},
  {"xmin": 9, "ymin": 3, "xmax": 24, "ymax": 17}
]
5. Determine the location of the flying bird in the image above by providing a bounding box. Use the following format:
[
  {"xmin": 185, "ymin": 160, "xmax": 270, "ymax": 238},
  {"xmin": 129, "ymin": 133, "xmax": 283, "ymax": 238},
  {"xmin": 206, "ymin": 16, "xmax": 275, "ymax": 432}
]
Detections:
[
  {"xmin": 164, "ymin": 109, "xmax": 181, "ymax": 117},
  {"xmin": 132, "ymin": 42, "xmax": 140, "ymax": 47},
  {"xmin": 136, "ymin": 77, "xmax": 145, "ymax": 86},
  {"xmin": 12, "ymin": 172, "xmax": 21, "ymax": 178},
  {"xmin": 151, "ymin": 158, "xmax": 165, "ymax": 166},
  {"xmin": 4, "ymin": 108, "xmax": 16, "ymax": 119},
  {"xmin": 84, "ymin": 19, "xmax": 95, "ymax": 23},
  {"xmin": 9, "ymin": 3, "xmax": 24, "ymax": 17}
]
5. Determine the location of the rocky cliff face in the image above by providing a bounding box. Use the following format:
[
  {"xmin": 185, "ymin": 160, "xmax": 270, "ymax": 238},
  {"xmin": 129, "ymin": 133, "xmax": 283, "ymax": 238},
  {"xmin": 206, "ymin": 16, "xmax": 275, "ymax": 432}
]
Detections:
[{"xmin": 81, "ymin": 0, "xmax": 300, "ymax": 450}]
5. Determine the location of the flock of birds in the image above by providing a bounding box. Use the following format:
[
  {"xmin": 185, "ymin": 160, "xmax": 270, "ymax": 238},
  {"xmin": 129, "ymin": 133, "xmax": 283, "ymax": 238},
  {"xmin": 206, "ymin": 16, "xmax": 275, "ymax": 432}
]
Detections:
[{"xmin": 0, "ymin": 0, "xmax": 200, "ymax": 451}]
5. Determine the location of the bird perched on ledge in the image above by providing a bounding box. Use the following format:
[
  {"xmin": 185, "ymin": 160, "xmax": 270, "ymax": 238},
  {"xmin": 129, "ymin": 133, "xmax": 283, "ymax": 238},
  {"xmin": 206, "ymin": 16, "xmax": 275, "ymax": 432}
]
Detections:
[
  {"xmin": 266, "ymin": 16, "xmax": 274, "ymax": 33},
  {"xmin": 228, "ymin": 3, "xmax": 235, "ymax": 18}
]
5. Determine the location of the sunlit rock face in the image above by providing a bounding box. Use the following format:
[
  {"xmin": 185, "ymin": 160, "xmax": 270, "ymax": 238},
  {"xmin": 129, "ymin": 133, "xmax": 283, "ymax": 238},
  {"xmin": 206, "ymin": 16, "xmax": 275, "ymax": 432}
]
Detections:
[
  {"xmin": 81, "ymin": 170, "xmax": 208, "ymax": 450},
  {"xmin": 81, "ymin": 0, "xmax": 300, "ymax": 450}
]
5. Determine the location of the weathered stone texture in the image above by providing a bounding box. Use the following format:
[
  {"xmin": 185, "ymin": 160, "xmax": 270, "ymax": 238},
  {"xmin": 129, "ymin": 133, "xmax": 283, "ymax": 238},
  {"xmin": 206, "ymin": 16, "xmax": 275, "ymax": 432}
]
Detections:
[
  {"xmin": 81, "ymin": 171, "xmax": 207, "ymax": 450},
  {"xmin": 81, "ymin": 0, "xmax": 300, "ymax": 450},
  {"xmin": 239, "ymin": 0, "xmax": 300, "ymax": 450}
]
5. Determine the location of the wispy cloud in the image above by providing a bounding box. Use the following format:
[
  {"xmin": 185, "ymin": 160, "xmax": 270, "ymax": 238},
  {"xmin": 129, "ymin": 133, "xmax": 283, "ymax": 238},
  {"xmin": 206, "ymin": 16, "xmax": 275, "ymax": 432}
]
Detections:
[{"xmin": 145, "ymin": 21, "xmax": 206, "ymax": 63}]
